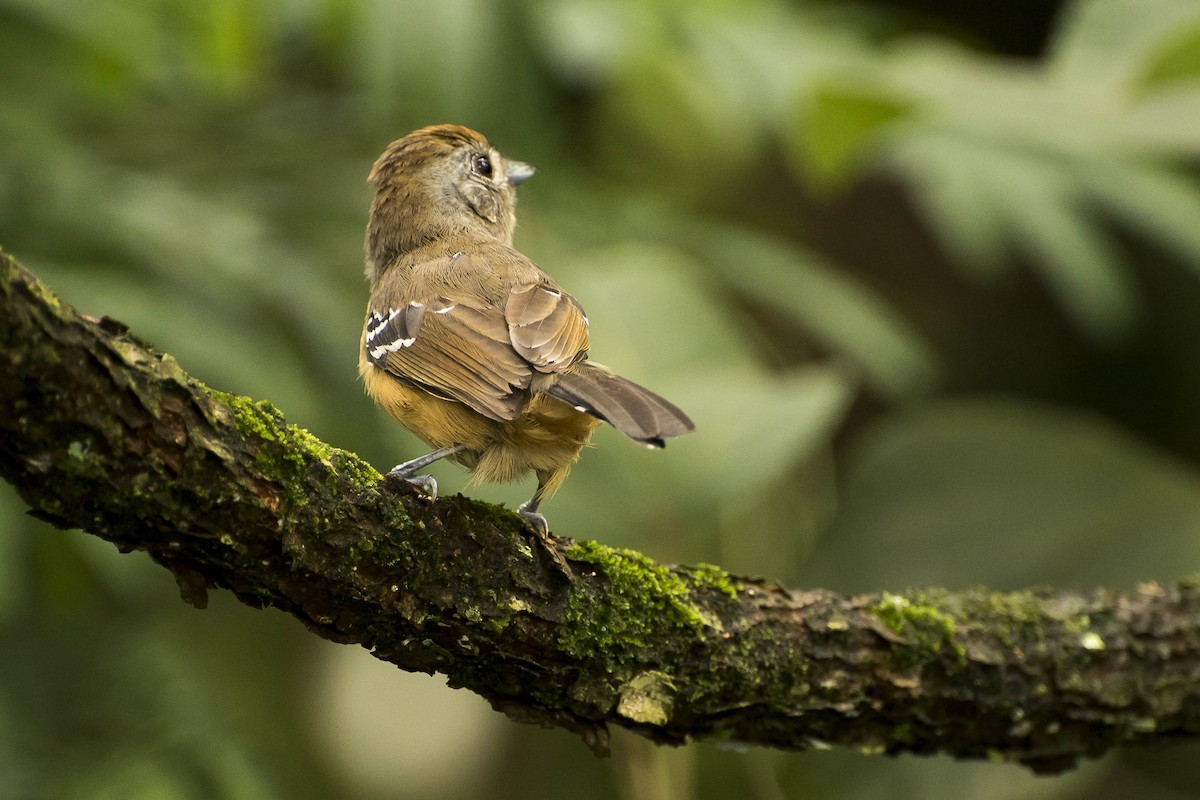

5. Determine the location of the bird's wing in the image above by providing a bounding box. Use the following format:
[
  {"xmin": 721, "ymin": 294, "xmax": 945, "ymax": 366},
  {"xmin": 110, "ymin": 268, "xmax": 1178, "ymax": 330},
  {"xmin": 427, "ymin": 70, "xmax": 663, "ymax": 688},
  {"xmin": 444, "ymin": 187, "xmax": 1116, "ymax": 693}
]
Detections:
[
  {"xmin": 506, "ymin": 283, "xmax": 590, "ymax": 373},
  {"xmin": 365, "ymin": 253, "xmax": 592, "ymax": 421},
  {"xmin": 365, "ymin": 291, "xmax": 533, "ymax": 422}
]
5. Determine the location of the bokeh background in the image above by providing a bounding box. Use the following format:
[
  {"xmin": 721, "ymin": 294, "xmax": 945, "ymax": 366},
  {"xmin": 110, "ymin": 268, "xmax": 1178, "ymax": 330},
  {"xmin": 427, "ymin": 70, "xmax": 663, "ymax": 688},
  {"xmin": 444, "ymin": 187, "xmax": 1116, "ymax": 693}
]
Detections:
[{"xmin": 3, "ymin": 0, "xmax": 1200, "ymax": 797}]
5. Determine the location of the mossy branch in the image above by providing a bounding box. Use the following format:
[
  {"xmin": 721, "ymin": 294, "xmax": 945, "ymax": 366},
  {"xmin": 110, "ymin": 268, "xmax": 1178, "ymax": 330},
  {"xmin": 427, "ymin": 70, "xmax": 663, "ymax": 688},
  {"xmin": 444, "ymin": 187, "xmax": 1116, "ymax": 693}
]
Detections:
[{"xmin": 3, "ymin": 248, "xmax": 1200, "ymax": 774}]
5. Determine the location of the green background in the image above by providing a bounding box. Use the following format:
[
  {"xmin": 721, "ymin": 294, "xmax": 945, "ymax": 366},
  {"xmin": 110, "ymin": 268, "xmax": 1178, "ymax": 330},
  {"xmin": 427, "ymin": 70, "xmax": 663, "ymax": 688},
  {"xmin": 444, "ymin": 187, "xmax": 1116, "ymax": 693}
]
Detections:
[{"xmin": 3, "ymin": 0, "xmax": 1200, "ymax": 797}]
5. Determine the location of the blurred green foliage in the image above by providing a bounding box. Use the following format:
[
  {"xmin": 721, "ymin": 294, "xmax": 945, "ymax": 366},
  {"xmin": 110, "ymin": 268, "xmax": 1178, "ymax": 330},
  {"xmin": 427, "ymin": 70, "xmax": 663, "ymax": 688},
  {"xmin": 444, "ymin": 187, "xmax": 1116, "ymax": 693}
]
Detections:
[{"xmin": 3, "ymin": 0, "xmax": 1200, "ymax": 797}]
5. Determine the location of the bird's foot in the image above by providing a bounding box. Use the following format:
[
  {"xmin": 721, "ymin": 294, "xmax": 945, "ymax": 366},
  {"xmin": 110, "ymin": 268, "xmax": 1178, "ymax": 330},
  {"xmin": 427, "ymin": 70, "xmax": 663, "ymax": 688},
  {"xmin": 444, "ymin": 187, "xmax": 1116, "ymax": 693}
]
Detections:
[
  {"xmin": 388, "ymin": 466, "xmax": 438, "ymax": 500},
  {"xmin": 518, "ymin": 501, "xmax": 572, "ymax": 577},
  {"xmin": 385, "ymin": 445, "xmax": 467, "ymax": 501},
  {"xmin": 517, "ymin": 501, "xmax": 548, "ymax": 537}
]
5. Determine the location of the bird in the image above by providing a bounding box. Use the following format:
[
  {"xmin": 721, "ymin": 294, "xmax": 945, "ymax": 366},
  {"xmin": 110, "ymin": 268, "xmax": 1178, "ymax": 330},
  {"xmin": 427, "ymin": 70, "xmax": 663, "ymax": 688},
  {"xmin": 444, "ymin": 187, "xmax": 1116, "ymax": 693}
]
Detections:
[{"xmin": 358, "ymin": 124, "xmax": 694, "ymax": 546}]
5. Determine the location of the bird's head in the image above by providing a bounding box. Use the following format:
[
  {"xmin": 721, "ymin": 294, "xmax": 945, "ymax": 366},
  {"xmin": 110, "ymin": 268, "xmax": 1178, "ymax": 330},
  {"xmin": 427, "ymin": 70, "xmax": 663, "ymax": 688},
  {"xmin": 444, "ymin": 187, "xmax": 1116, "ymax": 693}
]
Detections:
[{"xmin": 365, "ymin": 125, "xmax": 535, "ymax": 273}]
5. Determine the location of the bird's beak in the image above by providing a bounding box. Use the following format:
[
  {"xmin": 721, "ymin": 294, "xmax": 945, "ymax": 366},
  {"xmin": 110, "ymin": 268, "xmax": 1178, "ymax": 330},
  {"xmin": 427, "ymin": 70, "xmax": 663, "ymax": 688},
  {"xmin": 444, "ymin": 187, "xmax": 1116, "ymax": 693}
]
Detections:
[{"xmin": 507, "ymin": 160, "xmax": 535, "ymax": 186}]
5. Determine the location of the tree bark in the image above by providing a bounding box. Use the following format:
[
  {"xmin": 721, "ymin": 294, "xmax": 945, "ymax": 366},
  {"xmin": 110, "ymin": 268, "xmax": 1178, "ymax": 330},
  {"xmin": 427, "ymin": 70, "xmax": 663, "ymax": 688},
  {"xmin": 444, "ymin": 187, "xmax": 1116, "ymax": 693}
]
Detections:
[{"xmin": 2, "ymin": 248, "xmax": 1199, "ymax": 774}]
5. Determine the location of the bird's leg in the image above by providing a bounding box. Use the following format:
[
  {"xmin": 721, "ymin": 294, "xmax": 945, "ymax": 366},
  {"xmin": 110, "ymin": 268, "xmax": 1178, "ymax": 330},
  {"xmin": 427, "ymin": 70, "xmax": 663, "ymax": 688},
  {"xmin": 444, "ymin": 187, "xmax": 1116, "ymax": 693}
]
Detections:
[
  {"xmin": 388, "ymin": 444, "xmax": 466, "ymax": 501},
  {"xmin": 518, "ymin": 479, "xmax": 572, "ymax": 577}
]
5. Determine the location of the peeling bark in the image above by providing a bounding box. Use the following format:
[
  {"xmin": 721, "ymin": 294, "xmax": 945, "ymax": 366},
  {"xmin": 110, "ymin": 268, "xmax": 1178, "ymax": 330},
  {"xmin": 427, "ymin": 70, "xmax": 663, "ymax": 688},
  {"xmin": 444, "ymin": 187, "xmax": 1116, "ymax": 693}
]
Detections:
[{"xmin": 2, "ymin": 248, "xmax": 1200, "ymax": 774}]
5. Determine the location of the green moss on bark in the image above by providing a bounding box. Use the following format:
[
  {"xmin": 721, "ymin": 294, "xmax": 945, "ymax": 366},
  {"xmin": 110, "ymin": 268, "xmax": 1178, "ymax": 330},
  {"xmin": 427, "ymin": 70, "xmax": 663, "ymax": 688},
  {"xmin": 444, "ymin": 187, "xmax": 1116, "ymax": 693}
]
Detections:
[
  {"xmin": 204, "ymin": 387, "xmax": 381, "ymax": 490},
  {"xmin": 560, "ymin": 540, "xmax": 727, "ymax": 665},
  {"xmin": 870, "ymin": 591, "xmax": 966, "ymax": 669}
]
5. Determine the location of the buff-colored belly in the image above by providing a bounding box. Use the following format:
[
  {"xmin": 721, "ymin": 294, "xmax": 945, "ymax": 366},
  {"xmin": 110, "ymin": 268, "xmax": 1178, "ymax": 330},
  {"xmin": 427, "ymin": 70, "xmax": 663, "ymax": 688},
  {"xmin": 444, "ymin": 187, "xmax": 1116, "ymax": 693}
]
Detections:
[{"xmin": 360, "ymin": 356, "xmax": 600, "ymax": 497}]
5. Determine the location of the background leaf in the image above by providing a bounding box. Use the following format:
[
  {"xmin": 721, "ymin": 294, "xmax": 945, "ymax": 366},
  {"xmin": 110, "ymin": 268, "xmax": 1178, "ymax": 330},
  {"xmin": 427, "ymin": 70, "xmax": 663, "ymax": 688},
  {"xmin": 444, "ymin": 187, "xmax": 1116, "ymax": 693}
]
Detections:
[{"xmin": 807, "ymin": 400, "xmax": 1200, "ymax": 593}]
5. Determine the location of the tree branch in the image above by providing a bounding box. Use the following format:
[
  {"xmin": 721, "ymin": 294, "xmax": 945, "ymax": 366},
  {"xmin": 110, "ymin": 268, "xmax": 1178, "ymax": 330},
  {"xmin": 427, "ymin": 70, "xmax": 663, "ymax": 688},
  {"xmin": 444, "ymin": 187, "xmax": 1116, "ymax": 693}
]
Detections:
[{"xmin": 3, "ymin": 247, "xmax": 1200, "ymax": 773}]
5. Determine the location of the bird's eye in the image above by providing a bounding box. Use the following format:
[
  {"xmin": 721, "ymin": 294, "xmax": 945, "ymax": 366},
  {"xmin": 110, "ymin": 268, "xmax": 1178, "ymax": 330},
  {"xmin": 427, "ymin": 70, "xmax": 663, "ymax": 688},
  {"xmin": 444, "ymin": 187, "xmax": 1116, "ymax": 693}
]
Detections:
[{"xmin": 473, "ymin": 154, "xmax": 493, "ymax": 177}]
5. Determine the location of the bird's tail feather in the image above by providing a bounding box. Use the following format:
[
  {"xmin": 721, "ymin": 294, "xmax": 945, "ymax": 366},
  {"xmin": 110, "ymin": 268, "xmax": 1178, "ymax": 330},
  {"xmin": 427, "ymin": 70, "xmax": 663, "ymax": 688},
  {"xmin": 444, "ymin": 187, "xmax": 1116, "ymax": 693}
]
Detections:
[{"xmin": 548, "ymin": 364, "xmax": 694, "ymax": 447}]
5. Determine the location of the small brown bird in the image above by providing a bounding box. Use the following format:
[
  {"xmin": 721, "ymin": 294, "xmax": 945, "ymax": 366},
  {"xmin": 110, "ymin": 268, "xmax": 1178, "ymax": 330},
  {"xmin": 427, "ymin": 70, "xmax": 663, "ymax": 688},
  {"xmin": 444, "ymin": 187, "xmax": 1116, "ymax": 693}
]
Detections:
[{"xmin": 359, "ymin": 124, "xmax": 694, "ymax": 538}]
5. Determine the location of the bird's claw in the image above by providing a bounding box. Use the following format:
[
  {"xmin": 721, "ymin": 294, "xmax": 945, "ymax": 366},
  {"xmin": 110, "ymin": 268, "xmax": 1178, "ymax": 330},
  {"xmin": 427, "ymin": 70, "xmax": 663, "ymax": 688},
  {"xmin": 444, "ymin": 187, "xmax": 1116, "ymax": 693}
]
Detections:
[
  {"xmin": 390, "ymin": 468, "xmax": 438, "ymax": 500},
  {"xmin": 517, "ymin": 501, "xmax": 571, "ymax": 577},
  {"xmin": 517, "ymin": 502, "xmax": 548, "ymax": 537}
]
